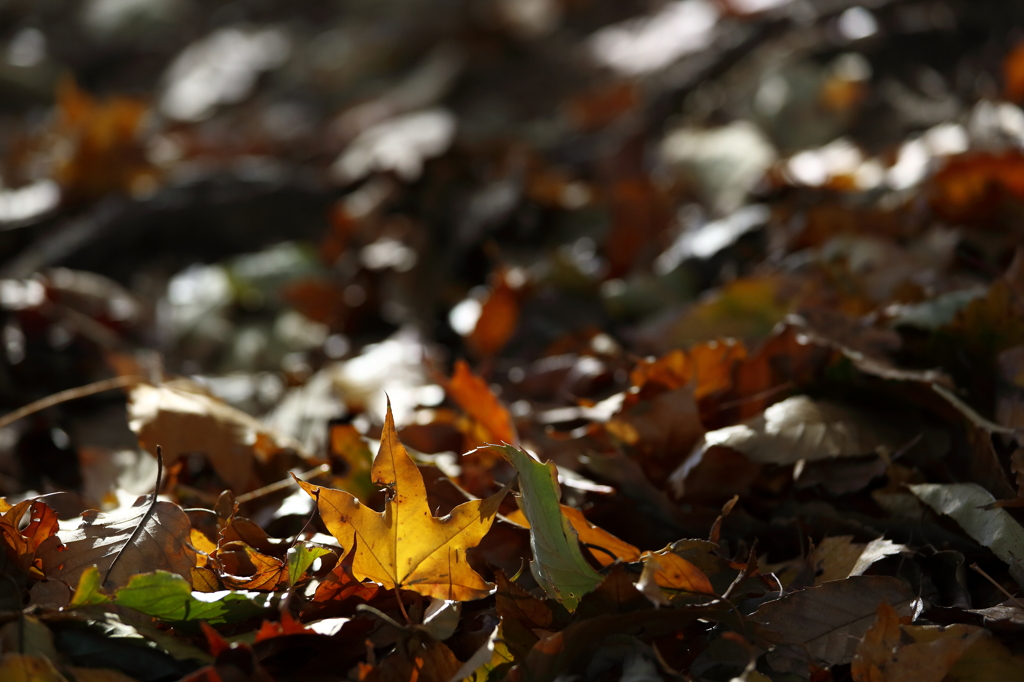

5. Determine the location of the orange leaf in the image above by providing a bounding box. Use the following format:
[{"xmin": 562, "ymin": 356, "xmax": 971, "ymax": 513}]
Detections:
[
  {"xmin": 468, "ymin": 270, "xmax": 521, "ymax": 358},
  {"xmin": 446, "ymin": 360, "xmax": 518, "ymax": 446}
]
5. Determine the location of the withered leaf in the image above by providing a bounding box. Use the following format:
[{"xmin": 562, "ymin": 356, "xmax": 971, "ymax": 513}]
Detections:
[
  {"xmin": 299, "ymin": 400, "xmax": 508, "ymax": 601},
  {"xmin": 37, "ymin": 496, "xmax": 196, "ymax": 590},
  {"xmin": 128, "ymin": 380, "xmax": 307, "ymax": 493},
  {"xmin": 446, "ymin": 359, "xmax": 518, "ymax": 446},
  {"xmin": 697, "ymin": 394, "xmax": 907, "ymax": 466},
  {"xmin": 753, "ymin": 576, "xmax": 918, "ymax": 669}
]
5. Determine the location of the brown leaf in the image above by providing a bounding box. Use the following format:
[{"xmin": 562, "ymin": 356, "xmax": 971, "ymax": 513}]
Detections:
[
  {"xmin": 216, "ymin": 542, "xmax": 288, "ymax": 591},
  {"xmin": 128, "ymin": 381, "xmax": 306, "ymax": 493},
  {"xmin": 37, "ymin": 496, "xmax": 196, "ymax": 590},
  {"xmin": 853, "ymin": 602, "xmax": 985, "ymax": 682},
  {"xmin": 607, "ymin": 384, "xmax": 704, "ymax": 487},
  {"xmin": 695, "ymin": 395, "xmax": 908, "ymax": 466},
  {"xmin": 753, "ymin": 576, "xmax": 918, "ymax": 670}
]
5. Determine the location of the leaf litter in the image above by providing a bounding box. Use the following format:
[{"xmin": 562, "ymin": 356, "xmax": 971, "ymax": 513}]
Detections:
[{"xmin": 4, "ymin": 1, "xmax": 1024, "ymax": 680}]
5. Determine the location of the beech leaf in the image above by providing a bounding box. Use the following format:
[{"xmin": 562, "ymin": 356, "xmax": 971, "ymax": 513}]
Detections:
[
  {"xmin": 493, "ymin": 444, "xmax": 604, "ymax": 611},
  {"xmin": 696, "ymin": 395, "xmax": 907, "ymax": 465},
  {"xmin": 753, "ymin": 575, "xmax": 919, "ymax": 669},
  {"xmin": 37, "ymin": 495, "xmax": 196, "ymax": 591},
  {"xmin": 909, "ymin": 483, "xmax": 1024, "ymax": 583},
  {"xmin": 128, "ymin": 380, "xmax": 306, "ymax": 493},
  {"xmin": 298, "ymin": 400, "xmax": 509, "ymax": 601}
]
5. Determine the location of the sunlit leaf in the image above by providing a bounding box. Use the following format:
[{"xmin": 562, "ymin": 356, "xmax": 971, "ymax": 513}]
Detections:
[
  {"xmin": 299, "ymin": 400, "xmax": 509, "ymax": 601},
  {"xmin": 494, "ymin": 444, "xmax": 603, "ymax": 611}
]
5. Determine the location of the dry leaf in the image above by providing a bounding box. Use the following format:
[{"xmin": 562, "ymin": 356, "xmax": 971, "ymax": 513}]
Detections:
[
  {"xmin": 468, "ymin": 269, "xmax": 521, "ymax": 358},
  {"xmin": 445, "ymin": 360, "xmax": 518, "ymax": 446},
  {"xmin": 128, "ymin": 380, "xmax": 306, "ymax": 493},
  {"xmin": 697, "ymin": 395, "xmax": 907, "ymax": 466},
  {"xmin": 37, "ymin": 495, "xmax": 196, "ymax": 591},
  {"xmin": 298, "ymin": 400, "xmax": 509, "ymax": 601},
  {"xmin": 753, "ymin": 576, "xmax": 918, "ymax": 669}
]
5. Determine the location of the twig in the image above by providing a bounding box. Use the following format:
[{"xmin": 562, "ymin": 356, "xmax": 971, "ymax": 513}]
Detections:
[
  {"xmin": 0, "ymin": 375, "xmax": 143, "ymax": 431},
  {"xmin": 235, "ymin": 463, "xmax": 330, "ymax": 504},
  {"xmin": 103, "ymin": 445, "xmax": 163, "ymax": 588},
  {"xmin": 970, "ymin": 563, "xmax": 1024, "ymax": 611}
]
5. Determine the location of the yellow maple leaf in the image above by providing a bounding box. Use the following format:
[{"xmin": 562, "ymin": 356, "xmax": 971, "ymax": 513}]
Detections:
[{"xmin": 297, "ymin": 400, "xmax": 508, "ymax": 601}]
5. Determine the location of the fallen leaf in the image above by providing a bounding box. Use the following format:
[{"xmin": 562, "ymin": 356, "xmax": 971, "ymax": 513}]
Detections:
[
  {"xmin": 851, "ymin": 601, "xmax": 901, "ymax": 682},
  {"xmin": 445, "ymin": 360, "xmax": 518, "ymax": 446},
  {"xmin": 753, "ymin": 575, "xmax": 919, "ymax": 669},
  {"xmin": 494, "ymin": 444, "xmax": 604, "ymax": 611},
  {"xmin": 216, "ymin": 542, "xmax": 288, "ymax": 591},
  {"xmin": 853, "ymin": 602, "xmax": 985, "ymax": 682},
  {"xmin": 813, "ymin": 536, "xmax": 907, "ymax": 584},
  {"xmin": 37, "ymin": 494, "xmax": 196, "ymax": 591},
  {"xmin": 1005, "ymin": 41, "xmax": 1024, "ymax": 102},
  {"xmin": 0, "ymin": 499, "xmax": 59, "ymax": 578},
  {"xmin": 696, "ymin": 395, "xmax": 907, "ymax": 466},
  {"xmin": 129, "ymin": 381, "xmax": 306, "ymax": 493},
  {"xmin": 639, "ymin": 548, "xmax": 716, "ymax": 598},
  {"xmin": 0, "ymin": 653, "xmax": 67, "ymax": 682},
  {"xmin": 607, "ymin": 384, "xmax": 705, "ymax": 487},
  {"xmin": 468, "ymin": 269, "xmax": 521, "ymax": 358},
  {"xmin": 109, "ymin": 569, "xmax": 278, "ymax": 625},
  {"xmin": 629, "ymin": 340, "xmax": 747, "ymax": 401},
  {"xmin": 665, "ymin": 275, "xmax": 804, "ymax": 348},
  {"xmin": 561, "ymin": 506, "xmax": 641, "ymax": 566},
  {"xmin": 286, "ymin": 542, "xmax": 332, "ymax": 588},
  {"xmin": 299, "ymin": 400, "xmax": 509, "ymax": 601},
  {"xmin": 909, "ymin": 483, "xmax": 1024, "ymax": 584}
]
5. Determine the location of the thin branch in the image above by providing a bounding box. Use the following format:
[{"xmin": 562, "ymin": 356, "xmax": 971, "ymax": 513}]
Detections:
[
  {"xmin": 103, "ymin": 445, "xmax": 164, "ymax": 588},
  {"xmin": 234, "ymin": 463, "xmax": 330, "ymax": 504},
  {"xmin": 970, "ymin": 563, "xmax": 1024, "ymax": 611},
  {"xmin": 0, "ymin": 375, "xmax": 143, "ymax": 431}
]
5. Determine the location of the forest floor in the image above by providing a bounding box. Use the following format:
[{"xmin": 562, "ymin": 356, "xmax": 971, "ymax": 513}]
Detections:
[{"xmin": 2, "ymin": 1, "xmax": 1024, "ymax": 680}]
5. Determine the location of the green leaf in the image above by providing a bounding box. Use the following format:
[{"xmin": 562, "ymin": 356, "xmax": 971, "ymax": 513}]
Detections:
[
  {"xmin": 909, "ymin": 483, "xmax": 1024, "ymax": 585},
  {"xmin": 493, "ymin": 445, "xmax": 603, "ymax": 611},
  {"xmin": 112, "ymin": 571, "xmax": 278, "ymax": 625},
  {"xmin": 286, "ymin": 542, "xmax": 332, "ymax": 588},
  {"xmin": 69, "ymin": 565, "xmax": 111, "ymax": 608}
]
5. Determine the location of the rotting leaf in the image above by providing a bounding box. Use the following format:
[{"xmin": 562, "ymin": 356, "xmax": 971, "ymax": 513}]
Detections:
[
  {"xmin": 298, "ymin": 400, "xmax": 509, "ymax": 601},
  {"xmin": 493, "ymin": 444, "xmax": 604, "ymax": 611}
]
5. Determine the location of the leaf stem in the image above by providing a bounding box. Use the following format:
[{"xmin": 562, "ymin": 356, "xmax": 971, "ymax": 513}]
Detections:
[
  {"xmin": 394, "ymin": 586, "xmax": 411, "ymax": 624},
  {"xmin": 103, "ymin": 445, "xmax": 163, "ymax": 588}
]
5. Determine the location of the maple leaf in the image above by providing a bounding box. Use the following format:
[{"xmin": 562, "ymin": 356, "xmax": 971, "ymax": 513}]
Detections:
[{"xmin": 297, "ymin": 400, "xmax": 509, "ymax": 601}]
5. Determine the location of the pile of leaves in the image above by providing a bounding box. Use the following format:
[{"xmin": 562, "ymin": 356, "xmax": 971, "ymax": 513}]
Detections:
[{"xmin": 4, "ymin": 0, "xmax": 1024, "ymax": 680}]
